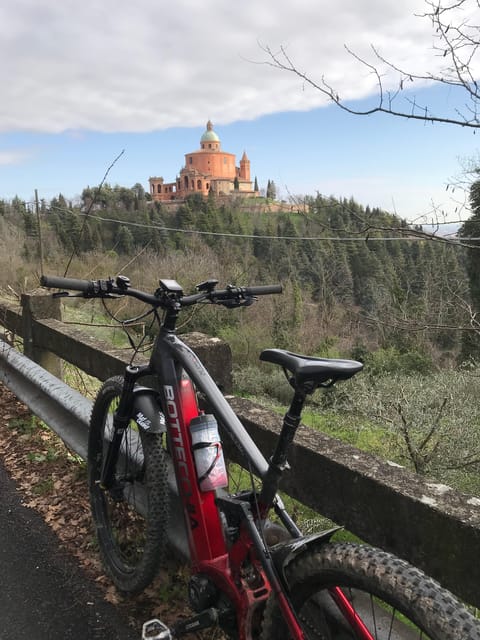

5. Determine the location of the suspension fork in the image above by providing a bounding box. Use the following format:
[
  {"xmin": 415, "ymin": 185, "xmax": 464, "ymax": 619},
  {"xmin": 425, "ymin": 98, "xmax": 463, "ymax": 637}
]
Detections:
[{"xmin": 100, "ymin": 365, "xmax": 147, "ymax": 488}]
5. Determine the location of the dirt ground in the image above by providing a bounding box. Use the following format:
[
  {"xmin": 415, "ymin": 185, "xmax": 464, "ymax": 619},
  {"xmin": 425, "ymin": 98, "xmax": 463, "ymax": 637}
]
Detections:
[{"xmin": 0, "ymin": 382, "xmax": 194, "ymax": 638}]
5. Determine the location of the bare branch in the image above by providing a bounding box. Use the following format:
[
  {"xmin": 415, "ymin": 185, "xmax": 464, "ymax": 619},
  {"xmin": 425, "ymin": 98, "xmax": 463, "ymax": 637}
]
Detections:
[
  {"xmin": 260, "ymin": 0, "xmax": 480, "ymax": 128},
  {"xmin": 63, "ymin": 149, "xmax": 125, "ymax": 277}
]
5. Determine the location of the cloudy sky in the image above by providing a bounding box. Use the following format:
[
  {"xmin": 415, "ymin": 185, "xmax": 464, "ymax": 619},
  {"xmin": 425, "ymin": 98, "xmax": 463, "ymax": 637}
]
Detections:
[{"xmin": 1, "ymin": 0, "xmax": 479, "ymax": 223}]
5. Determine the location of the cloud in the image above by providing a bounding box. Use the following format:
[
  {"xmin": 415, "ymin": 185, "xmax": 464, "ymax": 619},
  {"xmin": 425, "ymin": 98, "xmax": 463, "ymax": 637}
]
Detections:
[
  {"xmin": 0, "ymin": 149, "xmax": 31, "ymax": 166},
  {"xmin": 0, "ymin": 0, "xmax": 452, "ymax": 134}
]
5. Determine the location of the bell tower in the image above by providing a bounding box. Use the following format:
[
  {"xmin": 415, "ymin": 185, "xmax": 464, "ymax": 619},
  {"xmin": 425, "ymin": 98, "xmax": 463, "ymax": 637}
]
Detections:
[{"xmin": 239, "ymin": 151, "xmax": 250, "ymax": 181}]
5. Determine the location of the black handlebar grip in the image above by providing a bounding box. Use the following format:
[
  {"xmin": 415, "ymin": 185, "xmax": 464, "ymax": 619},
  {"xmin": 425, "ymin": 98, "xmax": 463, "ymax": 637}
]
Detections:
[
  {"xmin": 40, "ymin": 274, "xmax": 94, "ymax": 292},
  {"xmin": 245, "ymin": 284, "xmax": 283, "ymax": 296}
]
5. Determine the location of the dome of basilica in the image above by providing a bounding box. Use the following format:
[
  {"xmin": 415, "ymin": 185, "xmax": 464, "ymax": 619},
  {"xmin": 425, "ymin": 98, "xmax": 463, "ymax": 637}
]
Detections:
[{"xmin": 200, "ymin": 120, "xmax": 220, "ymax": 143}]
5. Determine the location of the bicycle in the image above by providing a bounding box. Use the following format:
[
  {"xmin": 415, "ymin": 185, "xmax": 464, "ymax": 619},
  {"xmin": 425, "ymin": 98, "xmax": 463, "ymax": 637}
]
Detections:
[{"xmin": 40, "ymin": 273, "xmax": 480, "ymax": 640}]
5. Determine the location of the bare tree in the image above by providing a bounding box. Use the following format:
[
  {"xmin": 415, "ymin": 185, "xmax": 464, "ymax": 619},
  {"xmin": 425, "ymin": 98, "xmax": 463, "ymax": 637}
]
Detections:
[
  {"xmin": 262, "ymin": 0, "xmax": 480, "ymax": 128},
  {"xmin": 342, "ymin": 368, "xmax": 480, "ymax": 480}
]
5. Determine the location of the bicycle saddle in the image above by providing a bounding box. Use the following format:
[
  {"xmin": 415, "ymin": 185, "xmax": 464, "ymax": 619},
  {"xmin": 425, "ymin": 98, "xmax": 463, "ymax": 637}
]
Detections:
[{"xmin": 260, "ymin": 349, "xmax": 363, "ymax": 388}]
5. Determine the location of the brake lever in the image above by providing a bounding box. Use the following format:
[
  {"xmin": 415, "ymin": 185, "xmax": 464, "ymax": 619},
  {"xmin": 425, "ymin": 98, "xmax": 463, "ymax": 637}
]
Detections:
[
  {"xmin": 219, "ymin": 296, "xmax": 255, "ymax": 308},
  {"xmin": 52, "ymin": 291, "xmax": 81, "ymax": 298}
]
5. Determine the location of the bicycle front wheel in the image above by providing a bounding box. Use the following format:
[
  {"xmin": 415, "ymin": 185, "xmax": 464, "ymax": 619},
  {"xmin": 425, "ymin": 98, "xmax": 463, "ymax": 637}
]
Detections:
[
  {"xmin": 260, "ymin": 542, "xmax": 480, "ymax": 639},
  {"xmin": 88, "ymin": 376, "xmax": 169, "ymax": 594}
]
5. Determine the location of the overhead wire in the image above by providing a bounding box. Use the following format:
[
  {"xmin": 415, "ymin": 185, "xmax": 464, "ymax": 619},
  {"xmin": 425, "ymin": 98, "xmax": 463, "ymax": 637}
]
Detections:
[
  {"xmin": 73, "ymin": 211, "xmax": 474, "ymax": 243},
  {"xmin": 24, "ymin": 198, "xmax": 480, "ymax": 245}
]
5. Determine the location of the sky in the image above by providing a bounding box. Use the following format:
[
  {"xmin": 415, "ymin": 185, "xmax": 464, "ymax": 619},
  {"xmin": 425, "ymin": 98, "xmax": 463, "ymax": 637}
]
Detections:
[{"xmin": 1, "ymin": 0, "xmax": 479, "ymax": 225}]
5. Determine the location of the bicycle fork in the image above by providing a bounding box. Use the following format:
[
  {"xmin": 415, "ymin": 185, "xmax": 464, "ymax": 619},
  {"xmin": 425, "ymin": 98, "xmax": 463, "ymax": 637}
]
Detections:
[{"xmin": 99, "ymin": 365, "xmax": 140, "ymax": 489}]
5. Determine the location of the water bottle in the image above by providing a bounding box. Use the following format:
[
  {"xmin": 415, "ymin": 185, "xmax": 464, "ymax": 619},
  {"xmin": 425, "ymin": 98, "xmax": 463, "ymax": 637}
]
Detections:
[{"xmin": 190, "ymin": 414, "xmax": 228, "ymax": 491}]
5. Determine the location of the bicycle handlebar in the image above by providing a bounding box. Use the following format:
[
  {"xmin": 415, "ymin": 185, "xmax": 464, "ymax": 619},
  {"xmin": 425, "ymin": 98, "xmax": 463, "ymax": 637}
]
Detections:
[
  {"xmin": 233, "ymin": 284, "xmax": 283, "ymax": 296},
  {"xmin": 40, "ymin": 274, "xmax": 97, "ymax": 292},
  {"xmin": 40, "ymin": 274, "xmax": 165, "ymax": 306},
  {"xmin": 40, "ymin": 275, "xmax": 282, "ymax": 308}
]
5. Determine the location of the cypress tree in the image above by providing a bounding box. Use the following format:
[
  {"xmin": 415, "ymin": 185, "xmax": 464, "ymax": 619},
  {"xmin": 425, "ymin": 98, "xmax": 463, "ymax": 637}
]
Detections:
[{"xmin": 459, "ymin": 176, "xmax": 480, "ymax": 303}]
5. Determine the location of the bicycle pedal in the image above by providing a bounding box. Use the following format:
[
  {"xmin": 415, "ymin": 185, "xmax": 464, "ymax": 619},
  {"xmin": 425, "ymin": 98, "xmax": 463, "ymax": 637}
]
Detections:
[
  {"xmin": 172, "ymin": 608, "xmax": 218, "ymax": 637},
  {"xmin": 142, "ymin": 619, "xmax": 172, "ymax": 640}
]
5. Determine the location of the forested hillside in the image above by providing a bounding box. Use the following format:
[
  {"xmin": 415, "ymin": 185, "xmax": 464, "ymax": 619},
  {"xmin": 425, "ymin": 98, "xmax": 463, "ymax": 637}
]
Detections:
[{"xmin": 0, "ymin": 185, "xmax": 470, "ymax": 367}]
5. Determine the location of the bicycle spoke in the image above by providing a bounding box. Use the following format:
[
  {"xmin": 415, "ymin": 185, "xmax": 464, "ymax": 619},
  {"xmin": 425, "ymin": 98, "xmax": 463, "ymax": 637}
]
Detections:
[{"xmin": 298, "ymin": 587, "xmax": 434, "ymax": 639}]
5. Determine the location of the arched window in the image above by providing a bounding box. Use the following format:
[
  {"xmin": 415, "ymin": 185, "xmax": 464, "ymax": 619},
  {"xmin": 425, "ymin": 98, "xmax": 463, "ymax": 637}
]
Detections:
[
  {"xmin": 157, "ymin": 184, "xmax": 162, "ymax": 193},
  {"xmin": 197, "ymin": 179, "xmax": 202, "ymax": 190}
]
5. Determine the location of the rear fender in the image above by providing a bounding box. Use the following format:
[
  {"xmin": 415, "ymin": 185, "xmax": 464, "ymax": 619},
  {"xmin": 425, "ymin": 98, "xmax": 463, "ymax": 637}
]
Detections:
[
  {"xmin": 271, "ymin": 528, "xmax": 359, "ymax": 634},
  {"xmin": 132, "ymin": 387, "xmax": 166, "ymax": 434},
  {"xmin": 270, "ymin": 527, "xmax": 341, "ymax": 585}
]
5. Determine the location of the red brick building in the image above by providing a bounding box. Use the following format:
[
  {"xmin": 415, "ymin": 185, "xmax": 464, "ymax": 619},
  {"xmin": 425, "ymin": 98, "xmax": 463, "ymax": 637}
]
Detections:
[{"xmin": 149, "ymin": 121, "xmax": 257, "ymax": 201}]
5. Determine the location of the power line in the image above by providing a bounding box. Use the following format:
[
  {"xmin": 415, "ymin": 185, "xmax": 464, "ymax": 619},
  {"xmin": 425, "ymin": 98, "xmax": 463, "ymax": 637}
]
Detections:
[
  {"xmin": 25, "ymin": 198, "xmax": 480, "ymax": 244},
  {"xmin": 78, "ymin": 212, "xmax": 468, "ymax": 243}
]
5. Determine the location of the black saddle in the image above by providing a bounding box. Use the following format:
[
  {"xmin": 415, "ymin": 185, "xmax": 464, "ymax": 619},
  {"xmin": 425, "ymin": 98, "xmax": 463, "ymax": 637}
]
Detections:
[{"xmin": 260, "ymin": 349, "xmax": 363, "ymax": 390}]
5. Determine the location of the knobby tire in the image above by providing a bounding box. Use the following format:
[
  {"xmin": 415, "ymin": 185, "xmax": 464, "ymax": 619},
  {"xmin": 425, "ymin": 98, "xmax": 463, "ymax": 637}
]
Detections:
[
  {"xmin": 88, "ymin": 376, "xmax": 169, "ymax": 594},
  {"xmin": 260, "ymin": 542, "xmax": 480, "ymax": 640}
]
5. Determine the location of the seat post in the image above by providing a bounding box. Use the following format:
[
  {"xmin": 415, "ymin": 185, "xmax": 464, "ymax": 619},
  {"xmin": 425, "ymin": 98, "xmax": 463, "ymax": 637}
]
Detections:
[{"xmin": 259, "ymin": 389, "xmax": 307, "ymax": 508}]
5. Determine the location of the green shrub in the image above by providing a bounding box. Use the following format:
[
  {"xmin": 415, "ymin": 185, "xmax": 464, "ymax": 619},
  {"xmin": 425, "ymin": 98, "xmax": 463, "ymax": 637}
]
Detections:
[
  {"xmin": 233, "ymin": 364, "xmax": 293, "ymax": 406},
  {"xmin": 313, "ymin": 336, "xmax": 341, "ymax": 359},
  {"xmin": 363, "ymin": 347, "xmax": 434, "ymax": 376},
  {"xmin": 343, "ymin": 368, "xmax": 480, "ymax": 482}
]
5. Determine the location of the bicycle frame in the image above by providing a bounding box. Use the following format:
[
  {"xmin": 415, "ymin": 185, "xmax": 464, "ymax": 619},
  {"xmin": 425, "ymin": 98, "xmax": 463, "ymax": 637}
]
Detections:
[
  {"xmin": 145, "ymin": 328, "xmax": 277, "ymax": 637},
  {"xmin": 117, "ymin": 325, "xmax": 373, "ymax": 640}
]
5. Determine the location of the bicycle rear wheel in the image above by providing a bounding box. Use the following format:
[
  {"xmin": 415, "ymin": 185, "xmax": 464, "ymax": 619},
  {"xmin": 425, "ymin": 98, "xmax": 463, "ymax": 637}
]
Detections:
[
  {"xmin": 260, "ymin": 542, "xmax": 480, "ymax": 639},
  {"xmin": 88, "ymin": 376, "xmax": 169, "ymax": 594}
]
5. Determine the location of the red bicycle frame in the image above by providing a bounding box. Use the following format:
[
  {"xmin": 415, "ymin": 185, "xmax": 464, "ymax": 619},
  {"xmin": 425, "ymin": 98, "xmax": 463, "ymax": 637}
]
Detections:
[
  {"xmin": 162, "ymin": 373, "xmax": 274, "ymax": 638},
  {"xmin": 151, "ymin": 330, "xmax": 374, "ymax": 640}
]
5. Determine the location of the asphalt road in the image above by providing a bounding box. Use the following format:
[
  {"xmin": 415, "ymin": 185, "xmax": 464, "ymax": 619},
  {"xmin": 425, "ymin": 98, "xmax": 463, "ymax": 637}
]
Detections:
[{"xmin": 0, "ymin": 458, "xmax": 138, "ymax": 640}]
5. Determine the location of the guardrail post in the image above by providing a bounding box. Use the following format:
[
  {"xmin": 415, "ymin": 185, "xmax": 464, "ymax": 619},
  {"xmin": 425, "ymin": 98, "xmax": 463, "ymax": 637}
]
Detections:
[{"xmin": 21, "ymin": 291, "xmax": 63, "ymax": 378}]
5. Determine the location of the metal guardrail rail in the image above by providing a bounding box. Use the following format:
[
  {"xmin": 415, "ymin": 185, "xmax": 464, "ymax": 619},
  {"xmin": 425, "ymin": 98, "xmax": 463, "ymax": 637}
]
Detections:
[{"xmin": 0, "ymin": 339, "xmax": 91, "ymax": 459}]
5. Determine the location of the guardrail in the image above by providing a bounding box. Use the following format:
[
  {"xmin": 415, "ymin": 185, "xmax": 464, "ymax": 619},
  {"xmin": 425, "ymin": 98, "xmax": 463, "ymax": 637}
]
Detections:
[{"xmin": 0, "ymin": 291, "xmax": 479, "ymax": 608}]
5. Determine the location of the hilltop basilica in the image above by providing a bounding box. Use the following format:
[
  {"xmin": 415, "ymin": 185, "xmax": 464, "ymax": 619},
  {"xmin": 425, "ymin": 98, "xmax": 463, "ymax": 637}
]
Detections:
[{"xmin": 149, "ymin": 121, "xmax": 257, "ymax": 202}]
